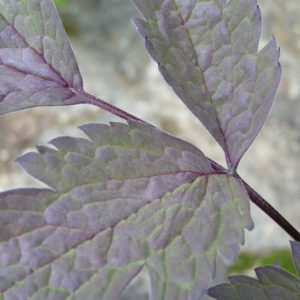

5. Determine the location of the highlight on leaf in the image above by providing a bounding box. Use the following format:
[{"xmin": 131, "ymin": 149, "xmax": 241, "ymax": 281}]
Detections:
[
  {"xmin": 0, "ymin": 121, "xmax": 252, "ymax": 299},
  {"xmin": 132, "ymin": 0, "xmax": 282, "ymax": 170}
]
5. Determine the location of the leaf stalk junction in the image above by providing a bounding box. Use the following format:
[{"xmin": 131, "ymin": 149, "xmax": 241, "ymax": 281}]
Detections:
[{"xmin": 83, "ymin": 89, "xmax": 300, "ymax": 242}]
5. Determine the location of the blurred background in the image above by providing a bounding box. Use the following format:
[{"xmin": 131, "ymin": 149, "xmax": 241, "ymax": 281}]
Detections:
[{"xmin": 0, "ymin": 0, "xmax": 300, "ymax": 287}]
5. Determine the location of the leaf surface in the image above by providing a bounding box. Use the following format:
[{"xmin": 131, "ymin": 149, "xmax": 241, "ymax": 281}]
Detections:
[
  {"xmin": 208, "ymin": 241, "xmax": 300, "ymax": 300},
  {"xmin": 0, "ymin": 121, "xmax": 252, "ymax": 299},
  {"xmin": 132, "ymin": 0, "xmax": 281, "ymax": 169},
  {"xmin": 0, "ymin": 0, "xmax": 84, "ymax": 115}
]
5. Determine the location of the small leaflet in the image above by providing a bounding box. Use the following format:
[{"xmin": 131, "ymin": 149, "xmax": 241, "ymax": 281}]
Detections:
[
  {"xmin": 0, "ymin": 0, "xmax": 84, "ymax": 114},
  {"xmin": 132, "ymin": 0, "xmax": 282, "ymax": 169}
]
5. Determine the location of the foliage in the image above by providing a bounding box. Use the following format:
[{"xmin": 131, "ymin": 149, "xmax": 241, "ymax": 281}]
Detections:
[
  {"xmin": 132, "ymin": 0, "xmax": 281, "ymax": 169},
  {"xmin": 208, "ymin": 241, "xmax": 300, "ymax": 300},
  {"xmin": 0, "ymin": 0, "xmax": 289, "ymax": 299},
  {"xmin": 0, "ymin": 122, "xmax": 252, "ymax": 299},
  {"xmin": 0, "ymin": 0, "xmax": 83, "ymax": 114}
]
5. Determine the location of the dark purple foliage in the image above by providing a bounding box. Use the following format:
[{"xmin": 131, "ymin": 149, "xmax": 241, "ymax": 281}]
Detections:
[{"xmin": 208, "ymin": 241, "xmax": 300, "ymax": 300}]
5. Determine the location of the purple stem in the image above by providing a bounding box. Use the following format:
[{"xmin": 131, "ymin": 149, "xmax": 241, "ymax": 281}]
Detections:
[
  {"xmin": 79, "ymin": 90, "xmax": 300, "ymax": 241},
  {"xmin": 76, "ymin": 89, "xmax": 144, "ymax": 122},
  {"xmin": 243, "ymin": 180, "xmax": 300, "ymax": 241}
]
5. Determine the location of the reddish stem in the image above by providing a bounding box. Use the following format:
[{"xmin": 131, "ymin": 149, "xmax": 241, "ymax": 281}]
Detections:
[
  {"xmin": 75, "ymin": 89, "xmax": 144, "ymax": 122},
  {"xmin": 242, "ymin": 180, "xmax": 300, "ymax": 241}
]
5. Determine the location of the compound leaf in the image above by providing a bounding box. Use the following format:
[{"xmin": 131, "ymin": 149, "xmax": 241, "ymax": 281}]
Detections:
[
  {"xmin": 0, "ymin": 121, "xmax": 252, "ymax": 299},
  {"xmin": 0, "ymin": 0, "xmax": 84, "ymax": 115},
  {"xmin": 208, "ymin": 241, "xmax": 300, "ymax": 300},
  {"xmin": 132, "ymin": 0, "xmax": 281, "ymax": 169}
]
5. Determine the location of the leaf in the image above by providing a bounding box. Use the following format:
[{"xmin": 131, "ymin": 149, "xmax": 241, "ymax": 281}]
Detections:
[
  {"xmin": 0, "ymin": 121, "xmax": 252, "ymax": 299},
  {"xmin": 207, "ymin": 241, "xmax": 300, "ymax": 300},
  {"xmin": 0, "ymin": 0, "xmax": 84, "ymax": 115},
  {"xmin": 291, "ymin": 241, "xmax": 300, "ymax": 276},
  {"xmin": 132, "ymin": 0, "xmax": 282, "ymax": 169}
]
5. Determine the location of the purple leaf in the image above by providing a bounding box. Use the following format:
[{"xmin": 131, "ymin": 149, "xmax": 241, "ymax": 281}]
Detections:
[
  {"xmin": 132, "ymin": 0, "xmax": 282, "ymax": 169},
  {"xmin": 291, "ymin": 241, "xmax": 300, "ymax": 276},
  {"xmin": 0, "ymin": 0, "xmax": 85, "ymax": 115},
  {"xmin": 0, "ymin": 121, "xmax": 252, "ymax": 299},
  {"xmin": 208, "ymin": 241, "xmax": 300, "ymax": 300}
]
